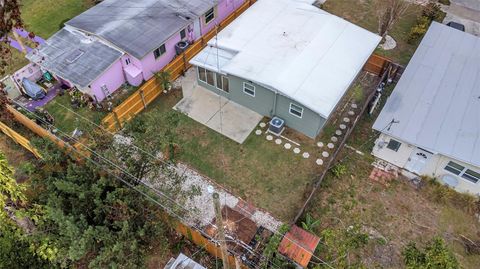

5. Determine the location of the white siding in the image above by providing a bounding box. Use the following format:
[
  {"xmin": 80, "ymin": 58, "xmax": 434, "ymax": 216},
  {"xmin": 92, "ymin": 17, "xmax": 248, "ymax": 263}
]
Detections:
[{"xmin": 373, "ymin": 133, "xmax": 480, "ymax": 195}]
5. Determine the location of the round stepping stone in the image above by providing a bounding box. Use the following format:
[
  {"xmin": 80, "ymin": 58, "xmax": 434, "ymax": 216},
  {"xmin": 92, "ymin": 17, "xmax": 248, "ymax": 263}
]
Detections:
[
  {"xmin": 335, "ymin": 130, "xmax": 342, "ymax": 136},
  {"xmin": 266, "ymin": 135, "xmax": 273, "ymax": 141},
  {"xmin": 322, "ymin": 151, "xmax": 330, "ymax": 158},
  {"xmin": 317, "ymin": 142, "xmax": 324, "ymax": 148},
  {"xmin": 316, "ymin": 159, "xmax": 324, "ymax": 166},
  {"xmin": 275, "ymin": 138, "xmax": 282, "ymax": 145},
  {"xmin": 259, "ymin": 122, "xmax": 267, "ymax": 128},
  {"xmin": 343, "ymin": 117, "xmax": 351, "ymax": 123},
  {"xmin": 293, "ymin": 148, "xmax": 301, "ymax": 154},
  {"xmin": 339, "ymin": 124, "xmax": 347, "ymax": 130},
  {"xmin": 255, "ymin": 129, "xmax": 262, "ymax": 135},
  {"xmin": 284, "ymin": 143, "xmax": 292, "ymax": 150},
  {"xmin": 331, "ymin": 136, "xmax": 338, "ymax": 143},
  {"xmin": 302, "ymin": 152, "xmax": 310, "ymax": 159},
  {"xmin": 348, "ymin": 110, "xmax": 355, "ymax": 116},
  {"xmin": 327, "ymin": 143, "xmax": 335, "ymax": 149},
  {"xmin": 351, "ymin": 103, "xmax": 358, "ymax": 109}
]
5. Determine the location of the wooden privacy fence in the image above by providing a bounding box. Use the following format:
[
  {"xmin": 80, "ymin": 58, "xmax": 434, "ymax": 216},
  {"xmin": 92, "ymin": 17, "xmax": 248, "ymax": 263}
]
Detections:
[
  {"xmin": 364, "ymin": 54, "xmax": 394, "ymax": 76},
  {"xmin": 0, "ymin": 120, "xmax": 42, "ymax": 158},
  {"xmin": 102, "ymin": 0, "xmax": 257, "ymax": 132}
]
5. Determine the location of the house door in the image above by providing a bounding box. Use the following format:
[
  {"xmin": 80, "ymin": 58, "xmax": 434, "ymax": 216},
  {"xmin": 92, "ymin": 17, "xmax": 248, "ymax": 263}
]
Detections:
[{"xmin": 404, "ymin": 148, "xmax": 433, "ymax": 175}]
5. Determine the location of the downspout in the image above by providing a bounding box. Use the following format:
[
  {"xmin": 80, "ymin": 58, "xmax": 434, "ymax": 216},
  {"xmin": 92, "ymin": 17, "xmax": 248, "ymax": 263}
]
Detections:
[{"xmin": 272, "ymin": 90, "xmax": 278, "ymax": 117}]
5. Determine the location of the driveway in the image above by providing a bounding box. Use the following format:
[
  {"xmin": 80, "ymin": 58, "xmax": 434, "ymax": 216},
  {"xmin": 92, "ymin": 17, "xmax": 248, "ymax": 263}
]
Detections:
[
  {"xmin": 174, "ymin": 69, "xmax": 262, "ymax": 144},
  {"xmin": 442, "ymin": 0, "xmax": 480, "ymax": 36}
]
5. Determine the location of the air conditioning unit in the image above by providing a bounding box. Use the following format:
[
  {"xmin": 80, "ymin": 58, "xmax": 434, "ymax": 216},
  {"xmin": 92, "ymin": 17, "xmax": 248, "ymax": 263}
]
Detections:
[{"xmin": 268, "ymin": 117, "xmax": 285, "ymax": 136}]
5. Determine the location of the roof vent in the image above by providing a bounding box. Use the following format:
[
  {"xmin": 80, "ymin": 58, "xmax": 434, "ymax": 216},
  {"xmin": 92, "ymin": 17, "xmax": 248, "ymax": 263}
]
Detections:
[{"xmin": 66, "ymin": 49, "xmax": 85, "ymax": 64}]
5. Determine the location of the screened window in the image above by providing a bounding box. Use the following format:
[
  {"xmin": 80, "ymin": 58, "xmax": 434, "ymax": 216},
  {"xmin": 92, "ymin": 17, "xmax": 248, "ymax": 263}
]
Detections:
[
  {"xmin": 180, "ymin": 29, "xmax": 186, "ymax": 40},
  {"xmin": 198, "ymin": 67, "xmax": 207, "ymax": 82},
  {"xmin": 289, "ymin": 103, "xmax": 304, "ymax": 118},
  {"xmin": 206, "ymin": 69, "xmax": 215, "ymax": 86},
  {"xmin": 462, "ymin": 169, "xmax": 480, "ymax": 183},
  {"xmin": 386, "ymin": 139, "xmax": 401, "ymax": 152},
  {"xmin": 444, "ymin": 161, "xmax": 465, "ymax": 175},
  {"xmin": 243, "ymin": 82, "xmax": 255, "ymax": 97},
  {"xmin": 216, "ymin": 73, "xmax": 229, "ymax": 93},
  {"xmin": 125, "ymin": 58, "xmax": 131, "ymax": 65},
  {"xmin": 205, "ymin": 8, "xmax": 215, "ymax": 24},
  {"xmin": 153, "ymin": 44, "xmax": 166, "ymax": 59}
]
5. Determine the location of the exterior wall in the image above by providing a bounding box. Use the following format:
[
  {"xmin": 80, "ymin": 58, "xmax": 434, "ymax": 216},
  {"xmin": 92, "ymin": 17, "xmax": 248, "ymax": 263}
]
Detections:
[
  {"xmin": 89, "ymin": 59, "xmax": 126, "ymax": 102},
  {"xmin": 196, "ymin": 67, "xmax": 325, "ymax": 138},
  {"xmin": 13, "ymin": 63, "xmax": 42, "ymax": 84},
  {"xmin": 121, "ymin": 55, "xmax": 143, "ymax": 86},
  {"xmin": 372, "ymin": 133, "xmax": 480, "ymax": 195},
  {"xmin": 200, "ymin": 0, "xmax": 246, "ymax": 35}
]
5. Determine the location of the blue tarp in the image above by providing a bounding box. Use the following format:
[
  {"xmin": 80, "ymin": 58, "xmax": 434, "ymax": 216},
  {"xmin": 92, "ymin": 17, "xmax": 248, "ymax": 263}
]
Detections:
[{"xmin": 22, "ymin": 78, "xmax": 45, "ymax": 100}]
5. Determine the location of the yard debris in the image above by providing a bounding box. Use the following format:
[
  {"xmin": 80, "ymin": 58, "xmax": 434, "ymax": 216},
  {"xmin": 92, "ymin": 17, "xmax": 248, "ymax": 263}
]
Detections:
[{"xmin": 369, "ymin": 159, "xmax": 400, "ymax": 186}]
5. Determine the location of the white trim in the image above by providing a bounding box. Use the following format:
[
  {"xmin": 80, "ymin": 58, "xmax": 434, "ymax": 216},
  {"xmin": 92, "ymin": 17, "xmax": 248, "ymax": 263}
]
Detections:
[
  {"xmin": 289, "ymin": 103, "xmax": 303, "ymax": 118},
  {"xmin": 243, "ymin": 82, "xmax": 255, "ymax": 97},
  {"xmin": 215, "ymin": 73, "xmax": 229, "ymax": 93},
  {"xmin": 204, "ymin": 7, "xmax": 216, "ymax": 25},
  {"xmin": 444, "ymin": 161, "xmax": 480, "ymax": 184},
  {"xmin": 197, "ymin": 67, "xmax": 207, "ymax": 83}
]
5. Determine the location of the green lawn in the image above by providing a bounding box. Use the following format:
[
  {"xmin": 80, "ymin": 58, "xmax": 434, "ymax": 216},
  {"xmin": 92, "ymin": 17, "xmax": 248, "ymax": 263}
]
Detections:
[
  {"xmin": 44, "ymin": 94, "xmax": 106, "ymax": 134},
  {"xmin": 20, "ymin": 0, "xmax": 94, "ymax": 38},
  {"xmin": 322, "ymin": 0, "xmax": 422, "ymax": 65}
]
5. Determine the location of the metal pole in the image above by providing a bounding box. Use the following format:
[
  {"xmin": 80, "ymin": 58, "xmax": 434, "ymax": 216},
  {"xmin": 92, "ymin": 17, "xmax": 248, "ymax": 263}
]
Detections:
[{"xmin": 212, "ymin": 192, "xmax": 230, "ymax": 269}]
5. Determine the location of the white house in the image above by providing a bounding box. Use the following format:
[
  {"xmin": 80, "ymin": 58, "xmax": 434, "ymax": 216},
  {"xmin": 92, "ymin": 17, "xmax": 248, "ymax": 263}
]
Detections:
[{"xmin": 372, "ymin": 22, "xmax": 480, "ymax": 195}]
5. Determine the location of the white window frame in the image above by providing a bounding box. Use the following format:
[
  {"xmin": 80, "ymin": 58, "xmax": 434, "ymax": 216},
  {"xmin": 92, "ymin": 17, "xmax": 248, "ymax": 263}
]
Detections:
[
  {"xmin": 180, "ymin": 28, "xmax": 187, "ymax": 40},
  {"xmin": 216, "ymin": 73, "xmax": 229, "ymax": 93},
  {"xmin": 204, "ymin": 8, "xmax": 215, "ymax": 25},
  {"xmin": 386, "ymin": 139, "xmax": 402, "ymax": 152},
  {"xmin": 289, "ymin": 103, "xmax": 304, "ymax": 118},
  {"xmin": 153, "ymin": 44, "xmax": 166, "ymax": 59},
  {"xmin": 243, "ymin": 82, "xmax": 255, "ymax": 97},
  {"xmin": 444, "ymin": 161, "xmax": 480, "ymax": 184},
  {"xmin": 125, "ymin": 58, "xmax": 131, "ymax": 65},
  {"xmin": 197, "ymin": 67, "xmax": 207, "ymax": 83}
]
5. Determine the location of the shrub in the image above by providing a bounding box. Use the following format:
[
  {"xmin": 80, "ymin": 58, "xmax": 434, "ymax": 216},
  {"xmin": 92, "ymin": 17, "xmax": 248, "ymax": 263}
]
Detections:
[
  {"xmin": 402, "ymin": 237, "xmax": 459, "ymax": 269},
  {"xmin": 408, "ymin": 16, "xmax": 430, "ymax": 44},
  {"xmin": 331, "ymin": 164, "xmax": 348, "ymax": 178},
  {"xmin": 438, "ymin": 0, "xmax": 451, "ymax": 6},
  {"xmin": 422, "ymin": 3, "xmax": 446, "ymax": 22}
]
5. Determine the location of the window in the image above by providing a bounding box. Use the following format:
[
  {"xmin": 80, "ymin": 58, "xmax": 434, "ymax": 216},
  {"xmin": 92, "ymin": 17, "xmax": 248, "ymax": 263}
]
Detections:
[
  {"xmin": 243, "ymin": 82, "xmax": 255, "ymax": 97},
  {"xmin": 204, "ymin": 8, "xmax": 215, "ymax": 24},
  {"xmin": 289, "ymin": 103, "xmax": 304, "ymax": 118},
  {"xmin": 444, "ymin": 161, "xmax": 464, "ymax": 175},
  {"xmin": 153, "ymin": 44, "xmax": 166, "ymax": 59},
  {"xmin": 216, "ymin": 73, "xmax": 229, "ymax": 93},
  {"xmin": 198, "ymin": 67, "xmax": 207, "ymax": 82},
  {"xmin": 444, "ymin": 161, "xmax": 480, "ymax": 184},
  {"xmin": 125, "ymin": 58, "xmax": 131, "ymax": 65},
  {"xmin": 386, "ymin": 139, "xmax": 401, "ymax": 152},
  {"xmin": 180, "ymin": 29, "xmax": 186, "ymax": 40},
  {"xmin": 206, "ymin": 69, "xmax": 215, "ymax": 86},
  {"xmin": 462, "ymin": 169, "xmax": 480, "ymax": 183}
]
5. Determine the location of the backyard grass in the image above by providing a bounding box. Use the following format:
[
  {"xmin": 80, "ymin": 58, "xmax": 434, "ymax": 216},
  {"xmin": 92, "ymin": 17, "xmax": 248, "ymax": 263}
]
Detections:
[
  {"xmin": 322, "ymin": 0, "xmax": 423, "ymax": 65},
  {"xmin": 44, "ymin": 94, "xmax": 106, "ymax": 134},
  {"xmin": 20, "ymin": 0, "xmax": 94, "ymax": 38}
]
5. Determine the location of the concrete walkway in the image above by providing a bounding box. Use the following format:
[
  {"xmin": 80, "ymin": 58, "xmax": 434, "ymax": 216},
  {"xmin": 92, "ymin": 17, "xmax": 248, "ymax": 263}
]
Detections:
[{"xmin": 174, "ymin": 69, "xmax": 262, "ymax": 144}]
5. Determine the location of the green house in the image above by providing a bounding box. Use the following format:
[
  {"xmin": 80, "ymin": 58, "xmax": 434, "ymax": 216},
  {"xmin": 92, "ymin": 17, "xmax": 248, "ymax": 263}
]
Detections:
[{"xmin": 190, "ymin": 0, "xmax": 381, "ymax": 138}]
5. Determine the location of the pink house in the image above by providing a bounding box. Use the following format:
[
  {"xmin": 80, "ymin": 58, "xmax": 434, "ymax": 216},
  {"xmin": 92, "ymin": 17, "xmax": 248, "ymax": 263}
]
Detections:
[{"xmin": 26, "ymin": 0, "xmax": 247, "ymax": 102}]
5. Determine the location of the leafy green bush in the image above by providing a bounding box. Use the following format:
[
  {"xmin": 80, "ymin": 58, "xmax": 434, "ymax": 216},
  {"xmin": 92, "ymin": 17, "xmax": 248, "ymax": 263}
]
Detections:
[
  {"xmin": 422, "ymin": 3, "xmax": 446, "ymax": 22},
  {"xmin": 331, "ymin": 164, "xmax": 348, "ymax": 178},
  {"xmin": 301, "ymin": 213, "xmax": 321, "ymax": 232},
  {"xmin": 408, "ymin": 3, "xmax": 446, "ymax": 44},
  {"xmin": 402, "ymin": 237, "xmax": 459, "ymax": 269}
]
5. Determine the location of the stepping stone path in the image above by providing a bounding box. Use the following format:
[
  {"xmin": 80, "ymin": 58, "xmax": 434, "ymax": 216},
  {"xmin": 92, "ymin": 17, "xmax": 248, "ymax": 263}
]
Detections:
[
  {"xmin": 255, "ymin": 130, "xmax": 262, "ymax": 135},
  {"xmin": 275, "ymin": 138, "xmax": 282, "ymax": 145},
  {"xmin": 284, "ymin": 143, "xmax": 292, "ymax": 150},
  {"xmin": 322, "ymin": 151, "xmax": 330, "ymax": 158},
  {"xmin": 327, "ymin": 143, "xmax": 335, "ymax": 149},
  {"xmin": 316, "ymin": 159, "xmax": 324, "ymax": 166},
  {"xmin": 266, "ymin": 135, "xmax": 273, "ymax": 141},
  {"xmin": 302, "ymin": 152, "xmax": 310, "ymax": 159},
  {"xmin": 351, "ymin": 103, "xmax": 358, "ymax": 109},
  {"xmin": 340, "ymin": 124, "xmax": 347, "ymax": 130},
  {"xmin": 293, "ymin": 148, "xmax": 301, "ymax": 154},
  {"xmin": 335, "ymin": 130, "xmax": 342, "ymax": 136},
  {"xmin": 343, "ymin": 117, "xmax": 350, "ymax": 123},
  {"xmin": 348, "ymin": 110, "xmax": 355, "ymax": 116},
  {"xmin": 259, "ymin": 122, "xmax": 267, "ymax": 128},
  {"xmin": 331, "ymin": 136, "xmax": 338, "ymax": 143},
  {"xmin": 317, "ymin": 142, "xmax": 324, "ymax": 148}
]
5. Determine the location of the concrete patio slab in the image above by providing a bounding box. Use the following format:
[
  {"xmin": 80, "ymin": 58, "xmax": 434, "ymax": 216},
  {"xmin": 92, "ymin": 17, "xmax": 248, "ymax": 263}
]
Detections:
[{"xmin": 174, "ymin": 70, "xmax": 262, "ymax": 144}]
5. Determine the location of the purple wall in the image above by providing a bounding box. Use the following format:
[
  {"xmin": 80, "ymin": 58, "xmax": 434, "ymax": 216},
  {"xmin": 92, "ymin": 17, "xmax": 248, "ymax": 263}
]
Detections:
[
  {"xmin": 201, "ymin": 0, "xmax": 246, "ymax": 35},
  {"xmin": 90, "ymin": 59, "xmax": 126, "ymax": 102}
]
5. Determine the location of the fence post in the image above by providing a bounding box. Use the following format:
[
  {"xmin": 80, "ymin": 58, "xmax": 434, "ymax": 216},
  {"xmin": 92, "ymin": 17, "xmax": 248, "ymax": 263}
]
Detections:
[
  {"xmin": 113, "ymin": 110, "xmax": 122, "ymax": 131},
  {"xmin": 139, "ymin": 90, "xmax": 147, "ymax": 109}
]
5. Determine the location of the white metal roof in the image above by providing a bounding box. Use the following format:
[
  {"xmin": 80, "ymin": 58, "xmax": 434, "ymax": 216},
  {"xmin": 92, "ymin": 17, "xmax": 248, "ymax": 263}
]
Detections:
[
  {"xmin": 190, "ymin": 0, "xmax": 381, "ymax": 118},
  {"xmin": 373, "ymin": 22, "xmax": 480, "ymax": 168}
]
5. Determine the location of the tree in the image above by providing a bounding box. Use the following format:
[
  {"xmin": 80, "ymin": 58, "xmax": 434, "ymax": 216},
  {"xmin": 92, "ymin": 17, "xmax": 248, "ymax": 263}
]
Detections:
[
  {"xmin": 0, "ymin": 0, "xmax": 25, "ymax": 75},
  {"xmin": 375, "ymin": 0, "xmax": 410, "ymax": 39},
  {"xmin": 402, "ymin": 237, "xmax": 459, "ymax": 269}
]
